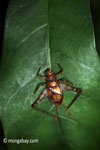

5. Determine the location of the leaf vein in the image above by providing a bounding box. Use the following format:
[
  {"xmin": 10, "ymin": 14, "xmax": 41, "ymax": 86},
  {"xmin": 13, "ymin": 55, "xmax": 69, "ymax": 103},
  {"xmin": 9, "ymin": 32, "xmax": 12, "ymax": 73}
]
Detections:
[{"xmin": 16, "ymin": 23, "xmax": 47, "ymax": 49}]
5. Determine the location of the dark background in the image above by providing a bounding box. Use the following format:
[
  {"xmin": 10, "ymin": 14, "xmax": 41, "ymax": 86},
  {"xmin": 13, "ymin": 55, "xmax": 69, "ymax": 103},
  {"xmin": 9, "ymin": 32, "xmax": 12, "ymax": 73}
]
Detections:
[
  {"xmin": 0, "ymin": 0, "xmax": 100, "ymax": 149},
  {"xmin": 0, "ymin": 0, "xmax": 9, "ymax": 66},
  {"xmin": 91, "ymin": 0, "xmax": 100, "ymax": 56}
]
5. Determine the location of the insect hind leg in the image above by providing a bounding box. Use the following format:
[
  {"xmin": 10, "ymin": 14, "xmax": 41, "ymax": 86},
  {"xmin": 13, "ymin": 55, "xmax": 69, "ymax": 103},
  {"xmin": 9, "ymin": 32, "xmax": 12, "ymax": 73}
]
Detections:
[
  {"xmin": 32, "ymin": 88, "xmax": 56, "ymax": 119},
  {"xmin": 59, "ymin": 83, "xmax": 82, "ymax": 110}
]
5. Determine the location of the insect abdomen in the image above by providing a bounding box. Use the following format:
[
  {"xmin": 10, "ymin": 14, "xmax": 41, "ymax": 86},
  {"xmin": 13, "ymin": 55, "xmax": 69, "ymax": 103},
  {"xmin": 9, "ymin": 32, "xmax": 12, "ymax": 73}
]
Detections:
[{"xmin": 47, "ymin": 82, "xmax": 63, "ymax": 104}]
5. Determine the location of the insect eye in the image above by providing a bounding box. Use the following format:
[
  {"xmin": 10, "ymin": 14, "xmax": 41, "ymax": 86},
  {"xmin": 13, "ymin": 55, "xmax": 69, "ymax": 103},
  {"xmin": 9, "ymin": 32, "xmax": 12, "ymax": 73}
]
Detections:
[
  {"xmin": 46, "ymin": 68, "xmax": 49, "ymax": 72},
  {"xmin": 45, "ymin": 68, "xmax": 50, "ymax": 73},
  {"xmin": 45, "ymin": 68, "xmax": 52, "ymax": 75}
]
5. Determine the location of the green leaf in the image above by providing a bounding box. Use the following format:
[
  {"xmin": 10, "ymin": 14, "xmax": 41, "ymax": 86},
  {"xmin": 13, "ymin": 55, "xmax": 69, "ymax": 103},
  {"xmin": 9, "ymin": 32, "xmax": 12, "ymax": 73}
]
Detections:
[{"xmin": 0, "ymin": 0, "xmax": 100, "ymax": 149}]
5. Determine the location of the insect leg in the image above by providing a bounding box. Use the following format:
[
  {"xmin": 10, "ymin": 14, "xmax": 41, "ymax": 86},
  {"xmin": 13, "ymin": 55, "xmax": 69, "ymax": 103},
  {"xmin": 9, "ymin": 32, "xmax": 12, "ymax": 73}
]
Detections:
[
  {"xmin": 61, "ymin": 102, "xmax": 71, "ymax": 116},
  {"xmin": 58, "ymin": 78, "xmax": 73, "ymax": 85},
  {"xmin": 55, "ymin": 104, "xmax": 59, "ymax": 122},
  {"xmin": 66, "ymin": 88, "xmax": 82, "ymax": 110},
  {"xmin": 59, "ymin": 83, "xmax": 82, "ymax": 110},
  {"xmin": 37, "ymin": 66, "xmax": 46, "ymax": 79},
  {"xmin": 34, "ymin": 83, "xmax": 46, "ymax": 94},
  {"xmin": 56, "ymin": 63, "xmax": 63, "ymax": 77},
  {"xmin": 32, "ymin": 88, "xmax": 56, "ymax": 118}
]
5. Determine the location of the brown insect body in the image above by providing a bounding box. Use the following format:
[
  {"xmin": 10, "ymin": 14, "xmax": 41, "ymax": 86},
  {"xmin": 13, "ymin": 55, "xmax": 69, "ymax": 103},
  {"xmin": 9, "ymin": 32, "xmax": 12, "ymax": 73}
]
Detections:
[
  {"xmin": 45, "ymin": 69, "xmax": 62, "ymax": 105},
  {"xmin": 32, "ymin": 63, "xmax": 82, "ymax": 120}
]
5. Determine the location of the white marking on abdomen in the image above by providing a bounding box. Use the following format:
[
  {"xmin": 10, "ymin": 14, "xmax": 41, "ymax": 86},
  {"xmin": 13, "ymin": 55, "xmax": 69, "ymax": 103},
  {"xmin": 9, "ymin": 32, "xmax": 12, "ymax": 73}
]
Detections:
[{"xmin": 50, "ymin": 87, "xmax": 62, "ymax": 94}]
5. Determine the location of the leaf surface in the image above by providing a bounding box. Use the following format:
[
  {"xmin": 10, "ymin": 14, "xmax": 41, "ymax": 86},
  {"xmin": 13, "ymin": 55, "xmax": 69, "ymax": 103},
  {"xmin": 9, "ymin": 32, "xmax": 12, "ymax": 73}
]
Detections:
[{"xmin": 0, "ymin": 0, "xmax": 100, "ymax": 149}]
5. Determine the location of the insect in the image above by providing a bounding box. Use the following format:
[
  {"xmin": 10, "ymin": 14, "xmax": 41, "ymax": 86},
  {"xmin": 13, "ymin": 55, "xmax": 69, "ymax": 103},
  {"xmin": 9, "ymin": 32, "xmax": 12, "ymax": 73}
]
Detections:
[{"xmin": 31, "ymin": 63, "xmax": 82, "ymax": 121}]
